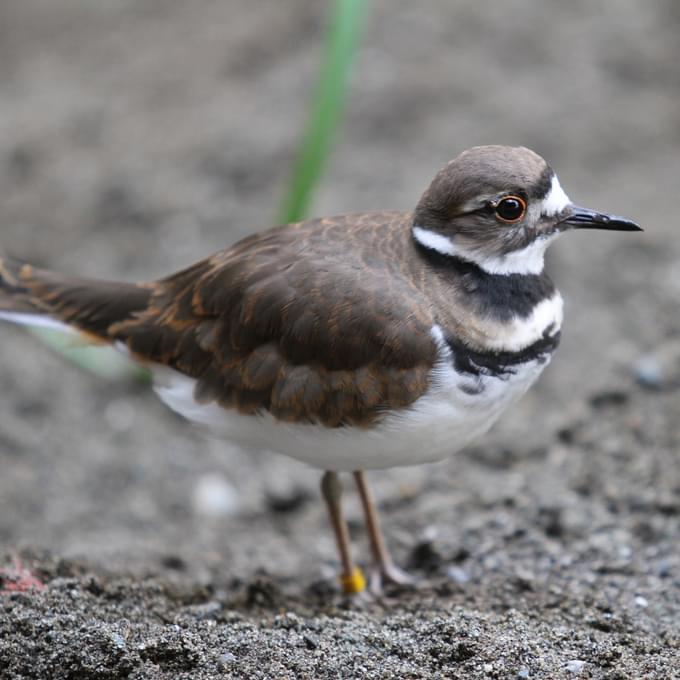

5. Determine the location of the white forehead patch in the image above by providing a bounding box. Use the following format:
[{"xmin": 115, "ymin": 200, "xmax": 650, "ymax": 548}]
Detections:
[{"xmin": 541, "ymin": 174, "xmax": 571, "ymax": 216}]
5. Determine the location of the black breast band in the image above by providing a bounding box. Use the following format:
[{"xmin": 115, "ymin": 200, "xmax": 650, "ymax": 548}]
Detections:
[{"xmin": 445, "ymin": 328, "xmax": 561, "ymax": 378}]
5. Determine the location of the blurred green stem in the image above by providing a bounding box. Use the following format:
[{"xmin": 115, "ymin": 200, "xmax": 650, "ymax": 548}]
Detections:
[
  {"xmin": 29, "ymin": 327, "xmax": 150, "ymax": 382},
  {"xmin": 279, "ymin": 0, "xmax": 367, "ymax": 224}
]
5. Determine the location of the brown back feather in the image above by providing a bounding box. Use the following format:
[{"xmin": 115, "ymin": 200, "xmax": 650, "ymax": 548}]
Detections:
[{"xmin": 112, "ymin": 213, "xmax": 438, "ymax": 427}]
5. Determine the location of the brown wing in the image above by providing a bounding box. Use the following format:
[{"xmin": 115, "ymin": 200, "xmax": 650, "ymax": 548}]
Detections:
[{"xmin": 1, "ymin": 213, "xmax": 437, "ymax": 427}]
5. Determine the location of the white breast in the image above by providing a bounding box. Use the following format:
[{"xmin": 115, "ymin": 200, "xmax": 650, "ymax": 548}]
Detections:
[{"xmin": 152, "ymin": 316, "xmax": 559, "ymax": 472}]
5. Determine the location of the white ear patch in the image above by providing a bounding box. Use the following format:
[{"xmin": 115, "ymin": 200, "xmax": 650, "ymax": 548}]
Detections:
[{"xmin": 541, "ymin": 175, "xmax": 571, "ymax": 216}]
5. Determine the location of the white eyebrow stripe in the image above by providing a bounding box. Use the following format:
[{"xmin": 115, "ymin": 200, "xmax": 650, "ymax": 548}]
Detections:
[
  {"xmin": 541, "ymin": 175, "xmax": 571, "ymax": 216},
  {"xmin": 411, "ymin": 226, "xmax": 457, "ymax": 256}
]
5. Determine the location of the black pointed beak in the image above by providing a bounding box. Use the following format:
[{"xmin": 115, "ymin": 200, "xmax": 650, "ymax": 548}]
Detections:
[{"xmin": 560, "ymin": 205, "xmax": 642, "ymax": 232}]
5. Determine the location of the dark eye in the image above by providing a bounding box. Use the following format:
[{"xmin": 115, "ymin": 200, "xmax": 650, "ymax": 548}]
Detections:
[{"xmin": 495, "ymin": 195, "xmax": 527, "ymax": 223}]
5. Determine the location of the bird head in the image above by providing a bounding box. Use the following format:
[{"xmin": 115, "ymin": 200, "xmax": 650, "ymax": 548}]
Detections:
[{"xmin": 412, "ymin": 145, "xmax": 641, "ymax": 275}]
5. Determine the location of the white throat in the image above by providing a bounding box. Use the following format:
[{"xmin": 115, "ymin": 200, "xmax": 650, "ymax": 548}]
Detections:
[{"xmin": 412, "ymin": 226, "xmax": 557, "ymax": 276}]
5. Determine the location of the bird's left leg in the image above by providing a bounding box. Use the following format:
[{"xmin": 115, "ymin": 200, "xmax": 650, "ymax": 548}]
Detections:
[{"xmin": 353, "ymin": 470, "xmax": 416, "ymax": 593}]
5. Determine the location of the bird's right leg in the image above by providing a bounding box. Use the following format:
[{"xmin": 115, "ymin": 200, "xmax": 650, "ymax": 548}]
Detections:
[{"xmin": 320, "ymin": 471, "xmax": 366, "ymax": 595}]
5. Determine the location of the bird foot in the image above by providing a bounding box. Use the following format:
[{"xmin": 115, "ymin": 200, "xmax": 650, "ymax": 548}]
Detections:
[
  {"xmin": 335, "ymin": 563, "xmax": 417, "ymax": 600},
  {"xmin": 368, "ymin": 561, "xmax": 418, "ymax": 595}
]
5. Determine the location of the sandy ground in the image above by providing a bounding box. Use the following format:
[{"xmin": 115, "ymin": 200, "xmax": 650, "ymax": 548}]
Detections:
[{"xmin": 1, "ymin": 1, "xmax": 680, "ymax": 678}]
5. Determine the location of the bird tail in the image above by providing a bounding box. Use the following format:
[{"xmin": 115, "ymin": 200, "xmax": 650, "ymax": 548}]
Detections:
[
  {"xmin": 0, "ymin": 255, "xmax": 62, "ymax": 329},
  {"xmin": 0, "ymin": 254, "xmax": 153, "ymax": 341}
]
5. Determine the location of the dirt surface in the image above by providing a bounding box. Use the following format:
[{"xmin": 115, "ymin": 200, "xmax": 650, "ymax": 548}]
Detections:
[{"xmin": 1, "ymin": 1, "xmax": 680, "ymax": 678}]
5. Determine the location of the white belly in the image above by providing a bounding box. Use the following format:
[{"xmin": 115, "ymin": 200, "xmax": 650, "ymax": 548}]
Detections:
[{"xmin": 152, "ymin": 342, "xmax": 552, "ymax": 472}]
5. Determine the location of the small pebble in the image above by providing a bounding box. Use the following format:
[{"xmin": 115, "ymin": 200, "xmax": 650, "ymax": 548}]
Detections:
[
  {"xmin": 618, "ymin": 545, "xmax": 632, "ymax": 559},
  {"xmin": 566, "ymin": 659, "xmax": 585, "ymax": 674},
  {"xmin": 657, "ymin": 561, "xmax": 671, "ymax": 578},
  {"xmin": 518, "ymin": 667, "xmax": 530, "ymax": 678},
  {"xmin": 632, "ymin": 354, "xmax": 664, "ymax": 389},
  {"xmin": 303, "ymin": 633, "xmax": 319, "ymax": 650},
  {"xmin": 265, "ymin": 487, "xmax": 310, "ymax": 514},
  {"xmin": 589, "ymin": 390, "xmax": 629, "ymax": 409},
  {"xmin": 192, "ymin": 473, "xmax": 239, "ymax": 517},
  {"xmin": 193, "ymin": 601, "xmax": 222, "ymax": 619},
  {"xmin": 446, "ymin": 566, "xmax": 470, "ymax": 584},
  {"xmin": 409, "ymin": 539, "xmax": 442, "ymax": 572},
  {"xmin": 634, "ymin": 595, "xmax": 649, "ymax": 608},
  {"xmin": 514, "ymin": 568, "xmax": 536, "ymax": 591},
  {"xmin": 219, "ymin": 651, "xmax": 236, "ymax": 664},
  {"xmin": 110, "ymin": 633, "xmax": 126, "ymax": 649}
]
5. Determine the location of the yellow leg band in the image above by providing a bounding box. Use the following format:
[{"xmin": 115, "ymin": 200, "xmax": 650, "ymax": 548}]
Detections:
[{"xmin": 339, "ymin": 567, "xmax": 366, "ymax": 594}]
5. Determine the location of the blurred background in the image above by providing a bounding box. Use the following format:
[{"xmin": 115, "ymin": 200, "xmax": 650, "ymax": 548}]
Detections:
[{"xmin": 0, "ymin": 1, "xmax": 678, "ymax": 582}]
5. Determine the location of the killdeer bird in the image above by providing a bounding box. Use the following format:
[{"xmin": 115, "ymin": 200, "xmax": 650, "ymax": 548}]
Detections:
[{"xmin": 0, "ymin": 146, "xmax": 640, "ymax": 594}]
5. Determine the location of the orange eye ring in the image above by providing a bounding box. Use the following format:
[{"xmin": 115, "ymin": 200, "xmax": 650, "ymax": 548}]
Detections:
[{"xmin": 494, "ymin": 195, "xmax": 527, "ymax": 223}]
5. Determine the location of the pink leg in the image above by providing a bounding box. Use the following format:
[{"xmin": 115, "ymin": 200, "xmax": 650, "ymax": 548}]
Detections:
[
  {"xmin": 353, "ymin": 470, "xmax": 416, "ymax": 593},
  {"xmin": 320, "ymin": 471, "xmax": 366, "ymax": 595}
]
